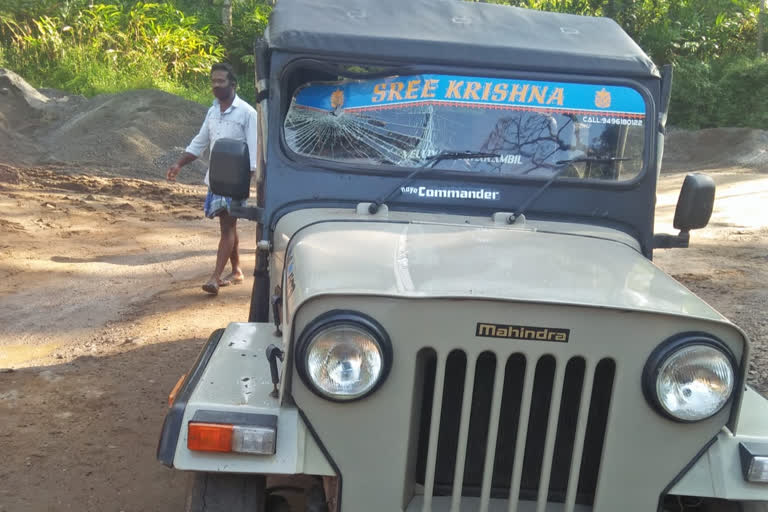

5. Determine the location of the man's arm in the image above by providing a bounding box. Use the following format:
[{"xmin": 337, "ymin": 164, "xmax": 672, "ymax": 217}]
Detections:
[
  {"xmin": 167, "ymin": 115, "xmax": 210, "ymax": 181},
  {"xmin": 167, "ymin": 152, "xmax": 198, "ymax": 181}
]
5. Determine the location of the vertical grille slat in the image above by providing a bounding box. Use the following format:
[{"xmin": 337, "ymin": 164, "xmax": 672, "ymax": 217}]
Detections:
[
  {"xmin": 549, "ymin": 358, "xmax": 587, "ymax": 501},
  {"xmin": 449, "ymin": 354, "xmax": 478, "ymax": 512},
  {"xmin": 462, "ymin": 353, "xmax": 498, "ymax": 486},
  {"xmin": 563, "ymin": 360, "xmax": 596, "ymax": 512},
  {"xmin": 491, "ymin": 355, "xmax": 527, "ymax": 493},
  {"xmin": 478, "ymin": 356, "xmax": 507, "ymax": 512},
  {"xmin": 506, "ymin": 355, "xmax": 537, "ymax": 511},
  {"xmin": 518, "ymin": 356, "xmax": 556, "ymax": 501},
  {"xmin": 535, "ymin": 359, "xmax": 566, "ymax": 512},
  {"xmin": 434, "ymin": 351, "xmax": 467, "ymax": 491},
  {"xmin": 576, "ymin": 359, "xmax": 616, "ymax": 502},
  {"xmin": 421, "ymin": 353, "xmax": 447, "ymax": 512},
  {"xmin": 413, "ymin": 351, "xmax": 615, "ymax": 512}
]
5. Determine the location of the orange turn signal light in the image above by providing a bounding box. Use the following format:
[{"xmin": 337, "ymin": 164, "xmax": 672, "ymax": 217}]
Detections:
[
  {"xmin": 168, "ymin": 374, "xmax": 186, "ymax": 407},
  {"xmin": 188, "ymin": 422, "xmax": 234, "ymax": 453}
]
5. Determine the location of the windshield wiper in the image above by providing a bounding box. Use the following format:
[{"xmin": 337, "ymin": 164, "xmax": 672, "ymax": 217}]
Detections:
[
  {"xmin": 556, "ymin": 156, "xmax": 634, "ymax": 164},
  {"xmin": 508, "ymin": 156, "xmax": 634, "ymax": 224},
  {"xmin": 368, "ymin": 150, "xmax": 499, "ymax": 214}
]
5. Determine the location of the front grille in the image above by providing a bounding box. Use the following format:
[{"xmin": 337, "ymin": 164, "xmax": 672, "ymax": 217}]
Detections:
[{"xmin": 413, "ymin": 349, "xmax": 615, "ymax": 511}]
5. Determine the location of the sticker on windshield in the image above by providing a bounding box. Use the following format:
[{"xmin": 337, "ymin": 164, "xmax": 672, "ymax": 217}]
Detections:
[
  {"xmin": 401, "ymin": 186, "xmax": 500, "ymax": 201},
  {"xmin": 285, "ymin": 72, "xmax": 648, "ymax": 182},
  {"xmin": 294, "ymin": 74, "xmax": 645, "ymax": 117}
]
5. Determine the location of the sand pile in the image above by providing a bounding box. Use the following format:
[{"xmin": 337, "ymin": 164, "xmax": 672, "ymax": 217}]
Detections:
[
  {"xmin": 664, "ymin": 127, "xmax": 768, "ymax": 171},
  {"xmin": 0, "ymin": 68, "xmax": 209, "ymax": 182}
]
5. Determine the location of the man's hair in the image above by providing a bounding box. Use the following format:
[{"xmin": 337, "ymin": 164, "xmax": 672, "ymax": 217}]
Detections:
[{"xmin": 211, "ymin": 62, "xmax": 237, "ymax": 85}]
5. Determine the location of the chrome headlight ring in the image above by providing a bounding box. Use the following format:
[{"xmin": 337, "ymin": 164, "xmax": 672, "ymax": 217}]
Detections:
[
  {"xmin": 295, "ymin": 310, "xmax": 393, "ymax": 402},
  {"xmin": 642, "ymin": 332, "xmax": 737, "ymax": 423}
]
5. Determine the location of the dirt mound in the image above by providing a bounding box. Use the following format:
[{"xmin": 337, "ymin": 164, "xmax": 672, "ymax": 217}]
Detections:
[
  {"xmin": 45, "ymin": 89, "xmax": 209, "ymax": 178},
  {"xmin": 664, "ymin": 127, "xmax": 768, "ymax": 171},
  {"xmin": 0, "ymin": 69, "xmax": 48, "ymax": 163},
  {"xmin": 0, "ymin": 68, "xmax": 209, "ymax": 183}
]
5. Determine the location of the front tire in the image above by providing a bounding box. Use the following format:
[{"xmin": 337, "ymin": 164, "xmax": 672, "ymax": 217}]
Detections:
[{"xmin": 185, "ymin": 473, "xmax": 266, "ymax": 512}]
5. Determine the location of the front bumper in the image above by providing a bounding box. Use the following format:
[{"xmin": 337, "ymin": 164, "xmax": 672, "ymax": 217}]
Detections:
[
  {"xmin": 671, "ymin": 387, "xmax": 768, "ymax": 501},
  {"xmin": 156, "ymin": 322, "xmax": 334, "ymax": 476}
]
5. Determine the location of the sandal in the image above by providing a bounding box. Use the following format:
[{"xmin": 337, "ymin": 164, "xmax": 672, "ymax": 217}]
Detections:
[
  {"xmin": 221, "ymin": 272, "xmax": 245, "ymax": 286},
  {"xmin": 202, "ymin": 281, "xmax": 219, "ymax": 295}
]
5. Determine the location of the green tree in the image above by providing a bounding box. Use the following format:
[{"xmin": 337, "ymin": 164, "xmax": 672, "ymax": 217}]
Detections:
[{"xmin": 2, "ymin": 0, "xmax": 765, "ymax": 125}]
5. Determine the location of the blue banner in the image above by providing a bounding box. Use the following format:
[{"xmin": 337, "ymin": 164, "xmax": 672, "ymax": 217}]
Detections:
[{"xmin": 294, "ymin": 74, "xmax": 646, "ymax": 118}]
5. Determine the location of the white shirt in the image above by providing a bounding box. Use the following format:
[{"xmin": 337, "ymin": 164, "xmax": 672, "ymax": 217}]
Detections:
[{"xmin": 185, "ymin": 94, "xmax": 259, "ymax": 185}]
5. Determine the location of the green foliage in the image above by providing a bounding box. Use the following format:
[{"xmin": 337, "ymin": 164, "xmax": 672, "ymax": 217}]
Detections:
[
  {"xmin": 669, "ymin": 56, "xmax": 768, "ymax": 129},
  {"xmin": 477, "ymin": 0, "xmax": 759, "ymax": 63},
  {"xmin": 158, "ymin": 0, "xmax": 273, "ymax": 104},
  {"xmin": 0, "ymin": 1, "xmax": 225, "ymax": 102},
  {"xmin": 470, "ymin": 0, "xmax": 766, "ymax": 128},
  {"xmin": 1, "ymin": 0, "xmax": 765, "ymax": 127},
  {"xmin": 629, "ymin": 0, "xmax": 758, "ymax": 64},
  {"xmin": 668, "ymin": 59, "xmax": 718, "ymax": 129},
  {"xmin": 715, "ymin": 57, "xmax": 768, "ymax": 128}
]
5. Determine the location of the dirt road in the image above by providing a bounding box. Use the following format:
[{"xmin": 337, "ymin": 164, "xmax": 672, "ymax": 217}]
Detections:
[
  {"xmin": 0, "ymin": 164, "xmax": 766, "ymax": 511},
  {"xmin": 0, "ymin": 167, "xmax": 253, "ymax": 511}
]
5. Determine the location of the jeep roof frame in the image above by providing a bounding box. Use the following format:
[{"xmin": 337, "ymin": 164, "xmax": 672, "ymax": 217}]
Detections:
[
  {"xmin": 253, "ymin": 0, "xmax": 666, "ymax": 260},
  {"xmin": 265, "ymin": 0, "xmax": 659, "ymax": 79}
]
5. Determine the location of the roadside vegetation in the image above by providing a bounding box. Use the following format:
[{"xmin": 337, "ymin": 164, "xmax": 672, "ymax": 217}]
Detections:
[
  {"xmin": 0, "ymin": 0, "xmax": 268, "ymax": 104},
  {"xmin": 0, "ymin": 0, "xmax": 765, "ymax": 128}
]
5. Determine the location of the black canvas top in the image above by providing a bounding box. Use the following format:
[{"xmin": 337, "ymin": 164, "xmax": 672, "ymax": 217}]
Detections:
[{"xmin": 267, "ymin": 0, "xmax": 659, "ymax": 78}]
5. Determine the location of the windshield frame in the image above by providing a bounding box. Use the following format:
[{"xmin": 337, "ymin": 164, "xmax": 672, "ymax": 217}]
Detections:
[{"xmin": 278, "ymin": 57, "xmax": 655, "ymax": 189}]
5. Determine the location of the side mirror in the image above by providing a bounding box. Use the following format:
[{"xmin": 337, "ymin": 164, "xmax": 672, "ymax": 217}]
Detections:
[
  {"xmin": 673, "ymin": 173, "xmax": 715, "ymax": 231},
  {"xmin": 209, "ymin": 138, "xmax": 251, "ymax": 200},
  {"xmin": 654, "ymin": 173, "xmax": 715, "ymax": 250}
]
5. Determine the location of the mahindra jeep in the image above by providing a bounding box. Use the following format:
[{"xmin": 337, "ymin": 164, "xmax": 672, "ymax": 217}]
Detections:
[{"xmin": 157, "ymin": 0, "xmax": 768, "ymax": 510}]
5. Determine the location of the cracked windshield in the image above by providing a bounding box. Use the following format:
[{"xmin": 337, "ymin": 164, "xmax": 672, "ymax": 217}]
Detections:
[{"xmin": 284, "ymin": 73, "xmax": 647, "ymax": 181}]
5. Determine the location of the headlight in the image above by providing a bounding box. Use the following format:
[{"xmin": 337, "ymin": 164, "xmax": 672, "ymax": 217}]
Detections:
[
  {"xmin": 296, "ymin": 311, "xmax": 392, "ymax": 401},
  {"xmin": 643, "ymin": 333, "xmax": 737, "ymax": 422}
]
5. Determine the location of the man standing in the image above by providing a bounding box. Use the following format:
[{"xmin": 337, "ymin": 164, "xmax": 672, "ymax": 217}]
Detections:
[{"xmin": 167, "ymin": 62, "xmax": 259, "ymax": 295}]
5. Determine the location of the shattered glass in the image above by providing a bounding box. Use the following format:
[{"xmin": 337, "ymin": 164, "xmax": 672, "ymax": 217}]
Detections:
[{"xmin": 286, "ymin": 103, "xmax": 441, "ymax": 167}]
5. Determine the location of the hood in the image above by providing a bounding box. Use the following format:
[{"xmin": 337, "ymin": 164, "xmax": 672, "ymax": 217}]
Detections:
[{"xmin": 284, "ymin": 220, "xmax": 725, "ymax": 322}]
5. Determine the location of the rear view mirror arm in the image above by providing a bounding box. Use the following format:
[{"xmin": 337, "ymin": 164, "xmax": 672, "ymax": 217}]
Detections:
[
  {"xmin": 229, "ymin": 205, "xmax": 263, "ymax": 222},
  {"xmin": 653, "ymin": 231, "xmax": 690, "ymax": 249}
]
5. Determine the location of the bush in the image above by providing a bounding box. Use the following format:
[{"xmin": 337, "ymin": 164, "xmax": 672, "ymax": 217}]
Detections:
[
  {"xmin": 668, "ymin": 58, "xmax": 718, "ymax": 129},
  {"xmin": 0, "ymin": 2, "xmax": 224, "ymax": 103},
  {"xmin": 166, "ymin": 0, "xmax": 271, "ymax": 105},
  {"xmin": 2, "ymin": 0, "xmax": 765, "ymax": 128},
  {"xmin": 713, "ymin": 57, "xmax": 768, "ymax": 129},
  {"xmin": 669, "ymin": 56, "xmax": 768, "ymax": 129}
]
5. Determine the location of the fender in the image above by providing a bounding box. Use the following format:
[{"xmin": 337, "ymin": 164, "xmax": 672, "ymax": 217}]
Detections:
[
  {"xmin": 671, "ymin": 386, "xmax": 768, "ymax": 502},
  {"xmin": 156, "ymin": 322, "xmax": 333, "ymax": 476}
]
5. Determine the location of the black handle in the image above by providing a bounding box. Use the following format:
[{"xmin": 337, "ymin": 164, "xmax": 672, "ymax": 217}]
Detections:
[
  {"xmin": 271, "ymin": 295, "xmax": 282, "ymax": 336},
  {"xmin": 265, "ymin": 344, "xmax": 284, "ymax": 398}
]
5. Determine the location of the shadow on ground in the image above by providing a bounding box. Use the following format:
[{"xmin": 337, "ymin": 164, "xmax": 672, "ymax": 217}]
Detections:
[{"xmin": 0, "ymin": 341, "xmax": 204, "ymax": 511}]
